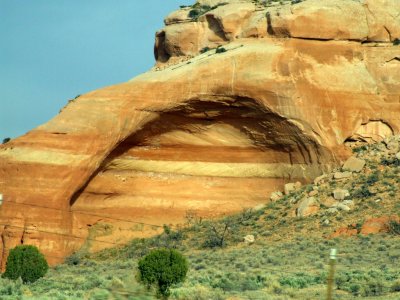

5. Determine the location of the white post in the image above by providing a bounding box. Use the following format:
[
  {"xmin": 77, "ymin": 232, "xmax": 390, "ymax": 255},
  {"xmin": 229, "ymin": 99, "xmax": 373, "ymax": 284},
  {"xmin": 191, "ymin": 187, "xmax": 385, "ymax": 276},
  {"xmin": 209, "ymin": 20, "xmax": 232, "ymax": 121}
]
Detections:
[
  {"xmin": 0, "ymin": 193, "xmax": 3, "ymax": 206},
  {"xmin": 327, "ymin": 248, "xmax": 337, "ymax": 300}
]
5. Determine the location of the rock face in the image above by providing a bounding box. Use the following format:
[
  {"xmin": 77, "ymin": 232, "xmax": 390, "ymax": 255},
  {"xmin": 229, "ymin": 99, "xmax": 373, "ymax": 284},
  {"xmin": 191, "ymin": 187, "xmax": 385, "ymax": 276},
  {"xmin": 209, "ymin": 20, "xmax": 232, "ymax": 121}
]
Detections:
[{"xmin": 0, "ymin": 0, "xmax": 400, "ymax": 266}]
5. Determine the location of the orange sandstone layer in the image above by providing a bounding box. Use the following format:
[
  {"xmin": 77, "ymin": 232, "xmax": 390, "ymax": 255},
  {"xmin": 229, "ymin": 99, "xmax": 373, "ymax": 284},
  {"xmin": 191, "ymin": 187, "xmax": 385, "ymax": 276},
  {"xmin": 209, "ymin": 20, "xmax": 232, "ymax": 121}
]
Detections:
[{"xmin": 0, "ymin": 0, "xmax": 399, "ymax": 266}]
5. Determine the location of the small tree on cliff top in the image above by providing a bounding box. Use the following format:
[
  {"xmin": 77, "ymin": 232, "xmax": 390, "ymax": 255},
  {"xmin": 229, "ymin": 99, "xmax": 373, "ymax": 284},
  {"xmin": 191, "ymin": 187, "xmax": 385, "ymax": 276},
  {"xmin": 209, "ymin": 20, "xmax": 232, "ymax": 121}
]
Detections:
[{"xmin": 2, "ymin": 245, "xmax": 48, "ymax": 283}]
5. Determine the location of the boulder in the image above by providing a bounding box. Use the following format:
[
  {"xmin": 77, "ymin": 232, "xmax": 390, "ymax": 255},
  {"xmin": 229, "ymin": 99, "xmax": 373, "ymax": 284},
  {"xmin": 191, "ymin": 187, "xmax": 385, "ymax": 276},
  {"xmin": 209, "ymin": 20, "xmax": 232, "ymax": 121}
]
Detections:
[
  {"xmin": 342, "ymin": 157, "xmax": 366, "ymax": 173},
  {"xmin": 333, "ymin": 189, "xmax": 350, "ymax": 200},
  {"xmin": 270, "ymin": 191, "xmax": 283, "ymax": 201},
  {"xmin": 342, "ymin": 200, "xmax": 354, "ymax": 207},
  {"xmin": 337, "ymin": 203, "xmax": 351, "ymax": 212},
  {"xmin": 296, "ymin": 197, "xmax": 319, "ymax": 217},
  {"xmin": 321, "ymin": 197, "xmax": 339, "ymax": 208},
  {"xmin": 396, "ymin": 152, "xmax": 400, "ymax": 160},
  {"xmin": 334, "ymin": 171, "xmax": 352, "ymax": 180},
  {"xmin": 308, "ymin": 190, "xmax": 318, "ymax": 197},
  {"xmin": 314, "ymin": 174, "xmax": 327, "ymax": 185},
  {"xmin": 244, "ymin": 234, "xmax": 255, "ymax": 244},
  {"xmin": 284, "ymin": 182, "xmax": 302, "ymax": 195}
]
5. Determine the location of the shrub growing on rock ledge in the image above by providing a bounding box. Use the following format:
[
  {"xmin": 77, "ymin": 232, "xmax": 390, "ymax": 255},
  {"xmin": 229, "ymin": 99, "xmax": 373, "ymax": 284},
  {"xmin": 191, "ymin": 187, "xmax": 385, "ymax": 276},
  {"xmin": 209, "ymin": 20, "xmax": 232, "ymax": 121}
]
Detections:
[
  {"xmin": 216, "ymin": 46, "xmax": 227, "ymax": 54},
  {"xmin": 2, "ymin": 245, "xmax": 48, "ymax": 283}
]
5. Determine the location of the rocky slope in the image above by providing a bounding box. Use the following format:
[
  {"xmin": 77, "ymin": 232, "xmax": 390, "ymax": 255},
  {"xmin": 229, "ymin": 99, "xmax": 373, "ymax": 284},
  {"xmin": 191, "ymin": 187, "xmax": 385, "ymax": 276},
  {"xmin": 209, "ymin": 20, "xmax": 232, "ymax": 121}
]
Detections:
[
  {"xmin": 258, "ymin": 134, "xmax": 400, "ymax": 242},
  {"xmin": 0, "ymin": 0, "xmax": 399, "ymax": 266}
]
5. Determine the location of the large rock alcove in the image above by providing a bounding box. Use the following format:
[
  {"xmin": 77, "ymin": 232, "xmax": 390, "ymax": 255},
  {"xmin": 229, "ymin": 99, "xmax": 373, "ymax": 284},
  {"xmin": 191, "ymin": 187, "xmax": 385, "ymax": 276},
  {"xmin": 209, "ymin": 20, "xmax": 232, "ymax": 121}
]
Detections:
[{"xmin": 70, "ymin": 97, "xmax": 331, "ymax": 251}]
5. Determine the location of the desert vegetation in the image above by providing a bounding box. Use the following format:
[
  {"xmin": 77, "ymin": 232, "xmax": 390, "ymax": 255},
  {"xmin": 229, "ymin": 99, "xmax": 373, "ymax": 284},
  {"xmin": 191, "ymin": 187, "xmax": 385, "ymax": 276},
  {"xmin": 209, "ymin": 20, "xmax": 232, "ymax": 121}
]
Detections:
[
  {"xmin": 0, "ymin": 234, "xmax": 399, "ymax": 299},
  {"xmin": 2, "ymin": 245, "xmax": 48, "ymax": 284},
  {"xmin": 138, "ymin": 248, "xmax": 188, "ymax": 298},
  {"xmin": 186, "ymin": 2, "xmax": 228, "ymax": 20}
]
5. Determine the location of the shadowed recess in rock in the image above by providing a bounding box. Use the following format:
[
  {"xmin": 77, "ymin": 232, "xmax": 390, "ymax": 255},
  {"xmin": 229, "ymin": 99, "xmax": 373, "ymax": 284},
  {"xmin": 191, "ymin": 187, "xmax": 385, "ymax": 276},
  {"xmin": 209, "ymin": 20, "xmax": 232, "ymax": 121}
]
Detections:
[{"xmin": 69, "ymin": 97, "xmax": 333, "ymax": 250}]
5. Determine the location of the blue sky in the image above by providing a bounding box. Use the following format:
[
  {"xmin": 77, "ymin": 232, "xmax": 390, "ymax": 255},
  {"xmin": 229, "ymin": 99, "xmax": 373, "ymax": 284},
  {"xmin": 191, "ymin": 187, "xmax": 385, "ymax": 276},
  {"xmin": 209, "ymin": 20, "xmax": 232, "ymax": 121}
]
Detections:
[{"xmin": 0, "ymin": 0, "xmax": 193, "ymax": 140}]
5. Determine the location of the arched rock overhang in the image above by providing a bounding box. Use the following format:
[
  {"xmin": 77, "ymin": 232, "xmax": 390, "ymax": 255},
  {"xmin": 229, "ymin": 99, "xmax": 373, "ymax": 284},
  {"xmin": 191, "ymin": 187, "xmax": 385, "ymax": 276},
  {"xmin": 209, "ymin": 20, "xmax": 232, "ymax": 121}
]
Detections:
[{"xmin": 68, "ymin": 95, "xmax": 335, "ymax": 252}]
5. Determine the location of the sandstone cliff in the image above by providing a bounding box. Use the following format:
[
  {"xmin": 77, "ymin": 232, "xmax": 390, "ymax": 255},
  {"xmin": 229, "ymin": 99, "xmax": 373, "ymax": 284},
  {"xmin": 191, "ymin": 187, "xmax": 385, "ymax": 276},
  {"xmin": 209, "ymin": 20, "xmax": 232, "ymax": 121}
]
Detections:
[{"xmin": 0, "ymin": 0, "xmax": 399, "ymax": 266}]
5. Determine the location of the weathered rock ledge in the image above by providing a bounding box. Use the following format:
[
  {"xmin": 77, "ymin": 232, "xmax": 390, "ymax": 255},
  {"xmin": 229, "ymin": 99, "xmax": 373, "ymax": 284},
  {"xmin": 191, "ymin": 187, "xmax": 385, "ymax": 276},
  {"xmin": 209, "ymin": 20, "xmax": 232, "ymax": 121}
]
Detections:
[{"xmin": 156, "ymin": 0, "xmax": 400, "ymax": 66}]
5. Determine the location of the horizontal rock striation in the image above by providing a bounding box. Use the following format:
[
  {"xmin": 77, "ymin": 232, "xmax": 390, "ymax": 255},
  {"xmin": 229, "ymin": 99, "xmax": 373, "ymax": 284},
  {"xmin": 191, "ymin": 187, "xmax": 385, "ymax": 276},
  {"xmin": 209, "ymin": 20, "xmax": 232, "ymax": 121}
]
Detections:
[{"xmin": 0, "ymin": 0, "xmax": 399, "ymax": 266}]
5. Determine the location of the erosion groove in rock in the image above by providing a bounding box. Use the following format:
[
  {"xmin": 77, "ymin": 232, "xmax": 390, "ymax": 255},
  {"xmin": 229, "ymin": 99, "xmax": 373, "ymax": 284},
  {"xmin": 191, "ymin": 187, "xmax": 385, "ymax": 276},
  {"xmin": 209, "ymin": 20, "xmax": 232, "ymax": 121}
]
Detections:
[{"xmin": 0, "ymin": 0, "xmax": 400, "ymax": 266}]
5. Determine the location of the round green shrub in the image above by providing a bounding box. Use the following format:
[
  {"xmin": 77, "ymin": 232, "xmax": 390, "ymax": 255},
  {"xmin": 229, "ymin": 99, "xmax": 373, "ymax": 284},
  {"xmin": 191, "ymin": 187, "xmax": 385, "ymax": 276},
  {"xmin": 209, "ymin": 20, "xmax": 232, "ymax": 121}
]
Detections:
[
  {"xmin": 2, "ymin": 245, "xmax": 48, "ymax": 283},
  {"xmin": 138, "ymin": 248, "xmax": 188, "ymax": 299}
]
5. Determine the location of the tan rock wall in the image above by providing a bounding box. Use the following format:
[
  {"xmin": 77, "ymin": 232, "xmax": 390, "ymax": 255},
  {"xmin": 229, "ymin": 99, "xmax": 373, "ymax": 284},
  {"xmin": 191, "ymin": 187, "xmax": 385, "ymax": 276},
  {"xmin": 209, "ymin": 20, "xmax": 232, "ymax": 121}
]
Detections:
[
  {"xmin": 0, "ymin": 0, "xmax": 399, "ymax": 265},
  {"xmin": 156, "ymin": 0, "xmax": 400, "ymax": 64}
]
